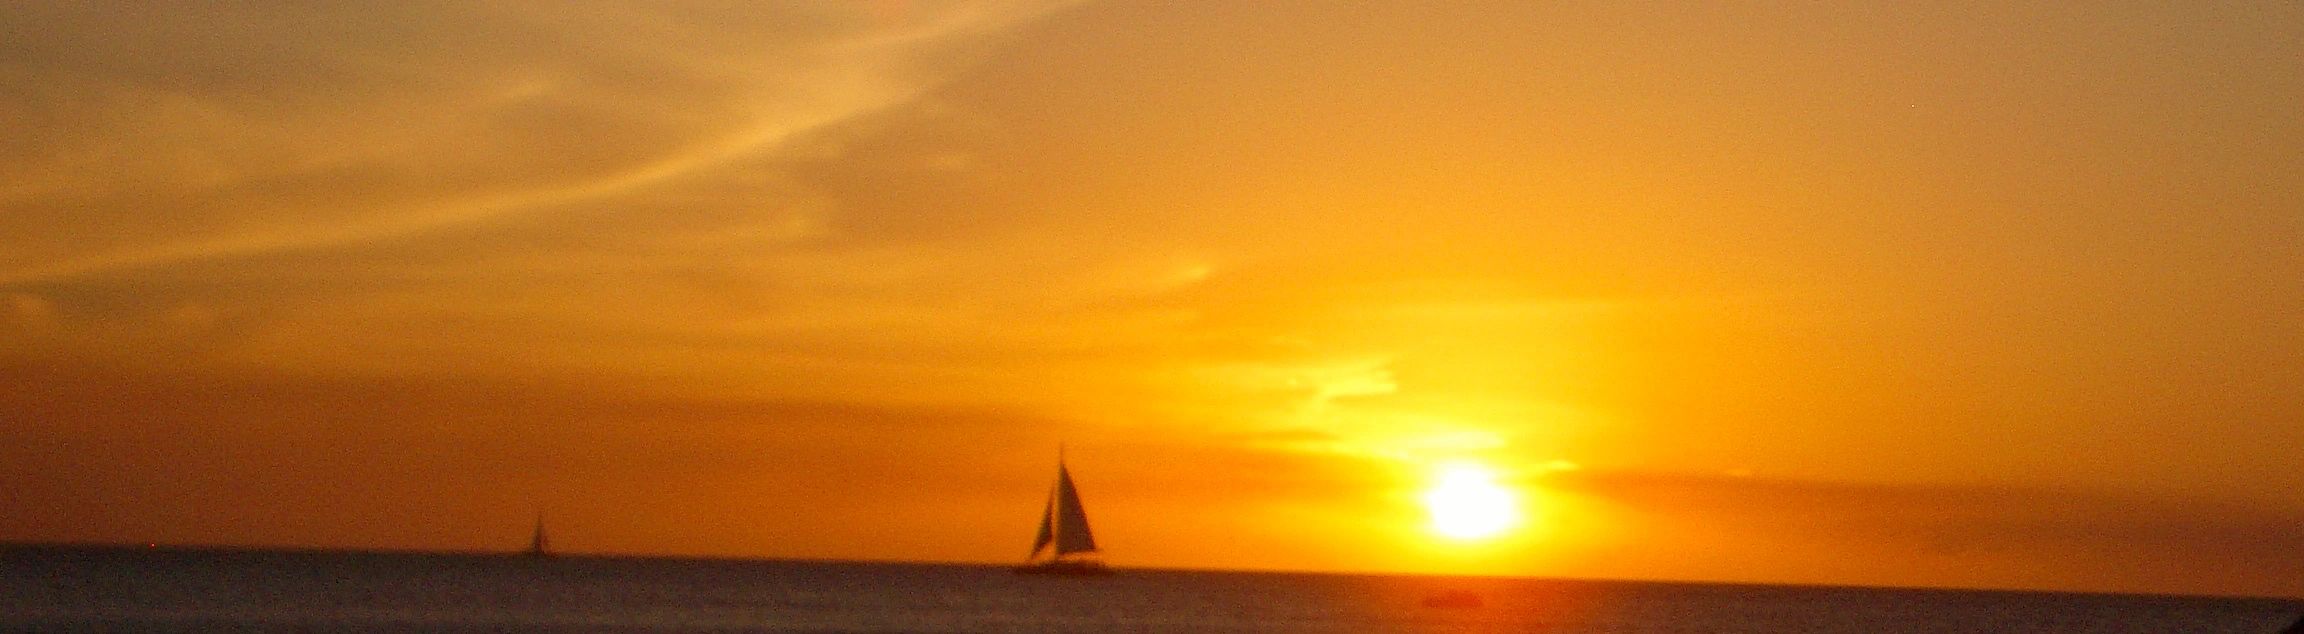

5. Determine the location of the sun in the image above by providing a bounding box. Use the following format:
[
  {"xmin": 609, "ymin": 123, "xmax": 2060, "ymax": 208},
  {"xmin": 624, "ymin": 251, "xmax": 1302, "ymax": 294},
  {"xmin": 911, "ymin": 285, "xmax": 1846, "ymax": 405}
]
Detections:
[{"xmin": 1422, "ymin": 461, "xmax": 1522, "ymax": 540}]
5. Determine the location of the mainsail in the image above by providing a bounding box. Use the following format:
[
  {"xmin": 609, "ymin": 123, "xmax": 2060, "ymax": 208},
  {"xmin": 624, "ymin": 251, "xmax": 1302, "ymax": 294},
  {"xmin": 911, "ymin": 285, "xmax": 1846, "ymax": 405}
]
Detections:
[
  {"xmin": 1051, "ymin": 464, "xmax": 1098, "ymax": 555},
  {"xmin": 1028, "ymin": 459, "xmax": 1098, "ymax": 559}
]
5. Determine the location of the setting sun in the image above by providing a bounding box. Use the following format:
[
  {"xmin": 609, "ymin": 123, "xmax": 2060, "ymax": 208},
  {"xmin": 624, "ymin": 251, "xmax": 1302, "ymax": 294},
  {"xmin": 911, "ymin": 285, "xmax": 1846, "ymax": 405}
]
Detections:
[
  {"xmin": 1422, "ymin": 462, "xmax": 1522, "ymax": 540},
  {"xmin": 2, "ymin": 0, "xmax": 2300, "ymax": 604}
]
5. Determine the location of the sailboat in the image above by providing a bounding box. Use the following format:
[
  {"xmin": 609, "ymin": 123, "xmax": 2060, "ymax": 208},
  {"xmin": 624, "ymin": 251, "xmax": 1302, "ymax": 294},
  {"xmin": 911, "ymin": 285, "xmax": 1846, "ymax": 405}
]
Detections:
[
  {"xmin": 1012, "ymin": 450, "xmax": 1111, "ymax": 576},
  {"xmin": 524, "ymin": 513, "xmax": 551, "ymax": 557}
]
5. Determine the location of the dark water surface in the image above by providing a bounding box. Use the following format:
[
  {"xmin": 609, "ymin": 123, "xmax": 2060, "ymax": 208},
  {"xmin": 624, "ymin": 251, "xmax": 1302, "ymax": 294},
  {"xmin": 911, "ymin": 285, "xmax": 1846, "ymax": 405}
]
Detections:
[{"xmin": 1, "ymin": 546, "xmax": 2295, "ymax": 632}]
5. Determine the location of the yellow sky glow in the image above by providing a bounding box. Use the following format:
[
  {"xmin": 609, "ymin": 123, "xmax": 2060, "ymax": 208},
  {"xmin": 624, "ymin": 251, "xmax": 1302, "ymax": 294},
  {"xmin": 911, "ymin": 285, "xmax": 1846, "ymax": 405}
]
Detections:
[{"xmin": 2, "ymin": 0, "xmax": 2300, "ymax": 598}]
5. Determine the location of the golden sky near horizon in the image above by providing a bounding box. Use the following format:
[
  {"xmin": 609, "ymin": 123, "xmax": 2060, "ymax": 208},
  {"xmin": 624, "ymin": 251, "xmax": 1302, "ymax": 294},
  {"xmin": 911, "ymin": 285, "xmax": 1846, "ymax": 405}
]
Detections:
[{"xmin": 3, "ymin": 1, "xmax": 2301, "ymax": 596}]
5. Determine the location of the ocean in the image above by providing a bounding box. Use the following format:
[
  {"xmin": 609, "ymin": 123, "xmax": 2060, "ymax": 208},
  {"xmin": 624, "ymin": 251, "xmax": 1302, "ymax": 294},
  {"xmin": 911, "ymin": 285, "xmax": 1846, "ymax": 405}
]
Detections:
[{"xmin": 2, "ymin": 546, "xmax": 2295, "ymax": 633}]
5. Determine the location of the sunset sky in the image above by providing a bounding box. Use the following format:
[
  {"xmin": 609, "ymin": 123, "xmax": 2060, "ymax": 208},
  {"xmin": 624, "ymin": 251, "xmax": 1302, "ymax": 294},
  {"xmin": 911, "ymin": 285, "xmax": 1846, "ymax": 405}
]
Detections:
[{"xmin": 4, "ymin": 1, "xmax": 2300, "ymax": 597}]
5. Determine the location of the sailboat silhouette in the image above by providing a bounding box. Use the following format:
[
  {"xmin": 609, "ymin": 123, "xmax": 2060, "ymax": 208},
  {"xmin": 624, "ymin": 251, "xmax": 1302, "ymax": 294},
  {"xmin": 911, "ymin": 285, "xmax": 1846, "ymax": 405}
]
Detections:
[
  {"xmin": 525, "ymin": 513, "xmax": 551, "ymax": 557},
  {"xmin": 1012, "ymin": 448, "xmax": 1111, "ymax": 576}
]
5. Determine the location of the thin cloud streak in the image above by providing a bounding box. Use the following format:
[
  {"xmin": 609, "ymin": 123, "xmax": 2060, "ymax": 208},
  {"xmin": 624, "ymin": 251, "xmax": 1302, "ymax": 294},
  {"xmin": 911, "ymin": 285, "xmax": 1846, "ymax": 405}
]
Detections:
[
  {"xmin": 1, "ymin": 0, "xmax": 2298, "ymax": 595},
  {"xmin": 0, "ymin": 1, "xmax": 1070, "ymax": 286}
]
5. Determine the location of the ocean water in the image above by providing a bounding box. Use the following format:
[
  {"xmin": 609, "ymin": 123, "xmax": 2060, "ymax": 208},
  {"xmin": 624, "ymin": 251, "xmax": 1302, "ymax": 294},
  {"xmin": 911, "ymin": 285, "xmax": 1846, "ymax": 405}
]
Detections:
[{"xmin": 2, "ymin": 546, "xmax": 2296, "ymax": 633}]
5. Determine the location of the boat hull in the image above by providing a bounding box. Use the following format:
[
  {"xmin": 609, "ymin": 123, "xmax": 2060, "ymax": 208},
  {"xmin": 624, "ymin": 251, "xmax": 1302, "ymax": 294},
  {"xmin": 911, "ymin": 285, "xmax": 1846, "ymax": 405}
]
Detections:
[{"xmin": 1010, "ymin": 559, "xmax": 1112, "ymax": 576}]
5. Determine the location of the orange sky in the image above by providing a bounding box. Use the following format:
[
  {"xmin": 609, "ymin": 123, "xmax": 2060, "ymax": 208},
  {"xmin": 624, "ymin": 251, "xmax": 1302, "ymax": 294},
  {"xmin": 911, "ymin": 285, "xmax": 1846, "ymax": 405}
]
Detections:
[{"xmin": 3, "ymin": 1, "xmax": 2300, "ymax": 597}]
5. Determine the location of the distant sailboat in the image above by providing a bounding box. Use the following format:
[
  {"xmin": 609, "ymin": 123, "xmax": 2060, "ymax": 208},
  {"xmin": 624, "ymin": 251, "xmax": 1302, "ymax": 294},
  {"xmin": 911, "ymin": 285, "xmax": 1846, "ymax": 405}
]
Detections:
[
  {"xmin": 525, "ymin": 513, "xmax": 551, "ymax": 557},
  {"xmin": 1013, "ymin": 449, "xmax": 1111, "ymax": 575}
]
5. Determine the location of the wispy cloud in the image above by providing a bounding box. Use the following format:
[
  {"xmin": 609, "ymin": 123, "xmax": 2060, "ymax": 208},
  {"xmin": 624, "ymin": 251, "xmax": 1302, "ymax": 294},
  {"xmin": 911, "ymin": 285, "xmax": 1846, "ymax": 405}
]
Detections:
[
  {"xmin": 2, "ymin": 1, "xmax": 2299, "ymax": 594},
  {"xmin": 0, "ymin": 1, "xmax": 1069, "ymax": 284}
]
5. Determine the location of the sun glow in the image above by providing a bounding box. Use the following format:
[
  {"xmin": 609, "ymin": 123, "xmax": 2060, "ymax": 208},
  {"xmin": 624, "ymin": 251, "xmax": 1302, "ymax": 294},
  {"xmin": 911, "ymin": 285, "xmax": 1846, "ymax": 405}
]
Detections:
[{"xmin": 1422, "ymin": 461, "xmax": 1522, "ymax": 540}]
